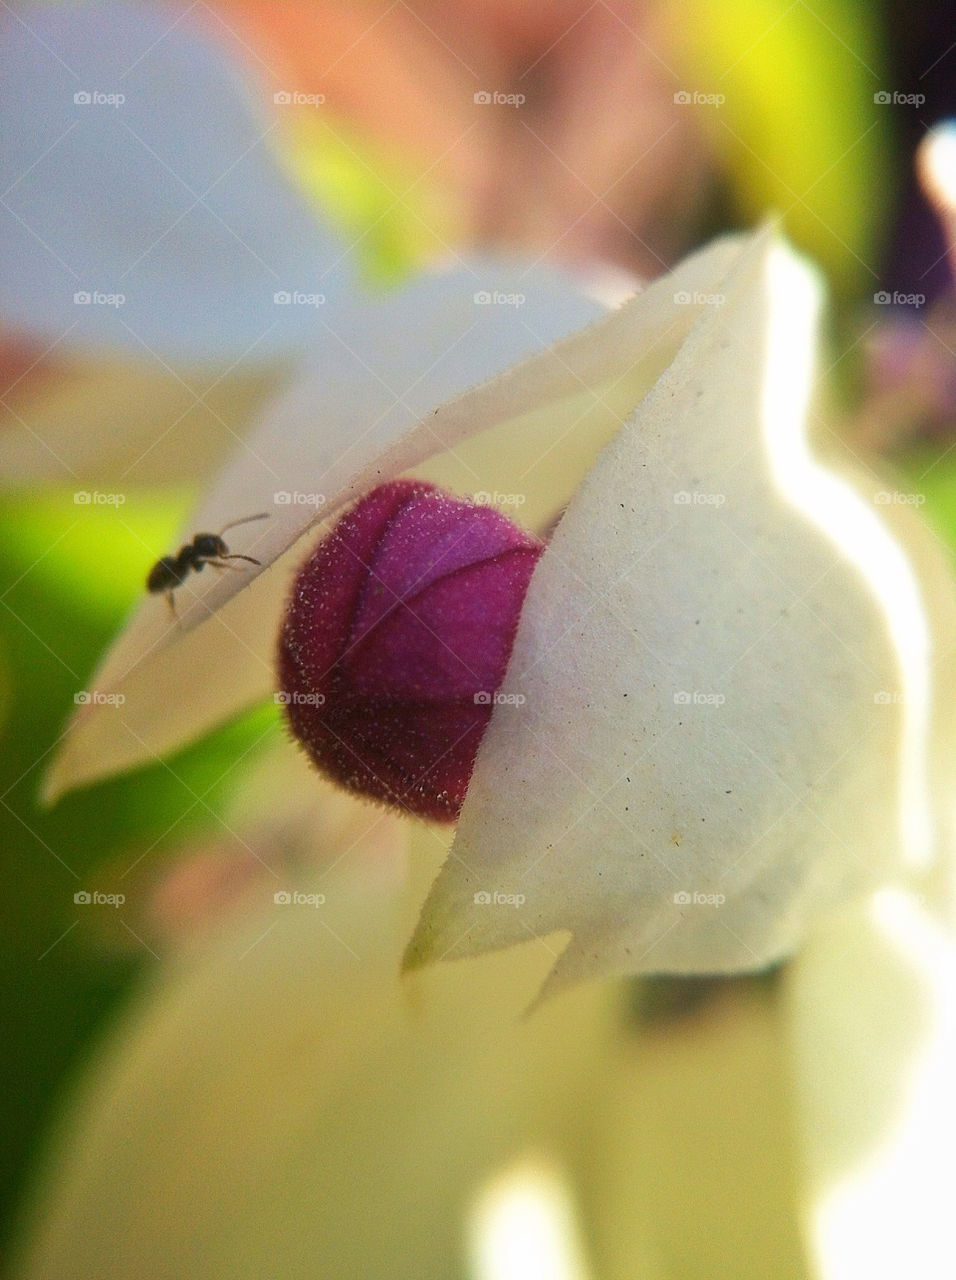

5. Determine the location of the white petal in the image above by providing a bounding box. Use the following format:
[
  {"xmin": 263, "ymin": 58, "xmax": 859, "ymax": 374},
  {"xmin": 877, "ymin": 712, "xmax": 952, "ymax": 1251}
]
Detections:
[
  {"xmin": 45, "ymin": 241, "xmax": 741, "ymax": 799},
  {"xmin": 787, "ymin": 890, "xmax": 956, "ymax": 1279},
  {"xmin": 407, "ymin": 229, "xmax": 951, "ymax": 988},
  {"xmin": 0, "ymin": 1, "xmax": 350, "ymax": 363}
]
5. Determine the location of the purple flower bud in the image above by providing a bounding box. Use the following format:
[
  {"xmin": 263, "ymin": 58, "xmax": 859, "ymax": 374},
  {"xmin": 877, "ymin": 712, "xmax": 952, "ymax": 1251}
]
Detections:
[{"xmin": 277, "ymin": 480, "xmax": 543, "ymax": 820}]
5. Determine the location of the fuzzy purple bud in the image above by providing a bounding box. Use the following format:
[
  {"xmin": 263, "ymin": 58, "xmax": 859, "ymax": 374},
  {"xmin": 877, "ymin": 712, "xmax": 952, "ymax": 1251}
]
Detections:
[{"xmin": 277, "ymin": 480, "xmax": 543, "ymax": 820}]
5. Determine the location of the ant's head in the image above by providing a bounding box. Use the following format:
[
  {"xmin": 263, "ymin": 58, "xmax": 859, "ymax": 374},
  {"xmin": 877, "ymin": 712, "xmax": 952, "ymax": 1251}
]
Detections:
[{"xmin": 191, "ymin": 533, "xmax": 227, "ymax": 559}]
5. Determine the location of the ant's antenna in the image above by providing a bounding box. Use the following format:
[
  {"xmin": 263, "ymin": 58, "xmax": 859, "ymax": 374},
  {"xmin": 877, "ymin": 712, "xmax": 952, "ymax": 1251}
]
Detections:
[{"xmin": 216, "ymin": 512, "xmax": 269, "ymax": 536}]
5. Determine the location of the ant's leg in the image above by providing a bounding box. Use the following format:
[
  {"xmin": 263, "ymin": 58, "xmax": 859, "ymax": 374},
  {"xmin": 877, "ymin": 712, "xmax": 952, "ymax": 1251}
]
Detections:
[
  {"xmin": 197, "ymin": 556, "xmax": 260, "ymax": 571},
  {"xmin": 200, "ymin": 559, "xmax": 245, "ymax": 573},
  {"xmin": 166, "ymin": 591, "xmax": 178, "ymax": 620}
]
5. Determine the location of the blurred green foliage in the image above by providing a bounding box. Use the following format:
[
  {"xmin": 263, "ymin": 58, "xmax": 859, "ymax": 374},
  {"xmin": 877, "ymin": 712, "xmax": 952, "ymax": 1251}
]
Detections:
[
  {"xmin": 663, "ymin": 0, "xmax": 886, "ymax": 298},
  {"xmin": 0, "ymin": 493, "xmax": 279, "ymax": 1254},
  {"xmin": 280, "ymin": 117, "xmax": 459, "ymax": 288},
  {"xmin": 897, "ymin": 451, "xmax": 956, "ymax": 560}
]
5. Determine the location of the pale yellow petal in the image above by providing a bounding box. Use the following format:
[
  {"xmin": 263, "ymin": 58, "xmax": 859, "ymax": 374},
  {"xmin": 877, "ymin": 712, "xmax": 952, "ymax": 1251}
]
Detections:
[
  {"xmin": 588, "ymin": 977, "xmax": 808, "ymax": 1279},
  {"xmin": 0, "ymin": 352, "xmax": 279, "ymax": 486},
  {"xmin": 786, "ymin": 890, "xmax": 956, "ymax": 1279},
  {"xmin": 11, "ymin": 850, "xmax": 619, "ymax": 1280}
]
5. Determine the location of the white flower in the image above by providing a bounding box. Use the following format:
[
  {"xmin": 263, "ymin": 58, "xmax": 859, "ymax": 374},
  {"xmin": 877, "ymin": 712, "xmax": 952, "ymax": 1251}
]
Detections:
[{"xmin": 39, "ymin": 226, "xmax": 956, "ymax": 994}]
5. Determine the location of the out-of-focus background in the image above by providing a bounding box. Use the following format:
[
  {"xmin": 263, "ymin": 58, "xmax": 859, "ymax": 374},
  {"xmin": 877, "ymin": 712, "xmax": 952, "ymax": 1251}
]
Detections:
[{"xmin": 1, "ymin": 0, "xmax": 955, "ymax": 1264}]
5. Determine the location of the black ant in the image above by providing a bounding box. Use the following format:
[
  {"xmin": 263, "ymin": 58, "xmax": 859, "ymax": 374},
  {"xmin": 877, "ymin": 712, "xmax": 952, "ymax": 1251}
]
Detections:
[{"xmin": 147, "ymin": 513, "xmax": 268, "ymax": 616}]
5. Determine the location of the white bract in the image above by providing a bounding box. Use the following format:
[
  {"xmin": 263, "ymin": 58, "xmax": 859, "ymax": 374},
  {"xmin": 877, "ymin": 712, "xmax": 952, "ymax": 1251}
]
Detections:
[{"xmin": 407, "ymin": 232, "xmax": 954, "ymax": 989}]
